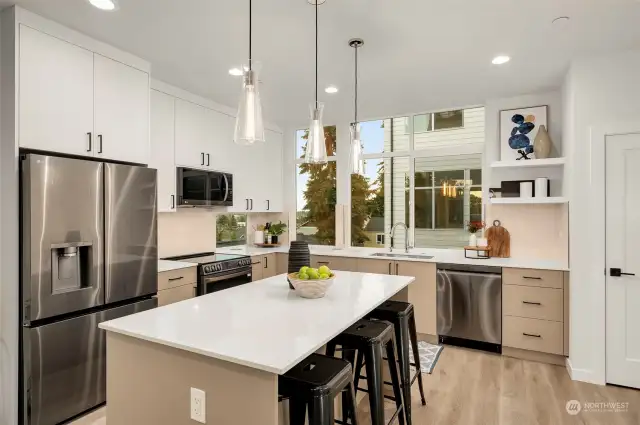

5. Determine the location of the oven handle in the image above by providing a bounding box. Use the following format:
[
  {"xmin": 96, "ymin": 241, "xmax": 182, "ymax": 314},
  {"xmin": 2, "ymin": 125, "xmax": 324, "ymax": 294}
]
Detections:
[
  {"xmin": 202, "ymin": 269, "xmax": 251, "ymax": 284},
  {"xmin": 222, "ymin": 173, "xmax": 230, "ymax": 202}
]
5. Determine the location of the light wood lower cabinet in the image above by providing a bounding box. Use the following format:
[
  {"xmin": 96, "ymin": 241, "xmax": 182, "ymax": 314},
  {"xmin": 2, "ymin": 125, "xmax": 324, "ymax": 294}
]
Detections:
[
  {"xmin": 252, "ymin": 254, "xmax": 277, "ymax": 281},
  {"xmin": 311, "ymin": 255, "xmax": 359, "ymax": 272},
  {"xmin": 503, "ymin": 316, "xmax": 564, "ymax": 355},
  {"xmin": 157, "ymin": 266, "xmax": 197, "ymax": 306},
  {"xmin": 357, "ymin": 258, "xmax": 393, "ymax": 274},
  {"xmin": 276, "ymin": 253, "xmax": 288, "ymax": 275}
]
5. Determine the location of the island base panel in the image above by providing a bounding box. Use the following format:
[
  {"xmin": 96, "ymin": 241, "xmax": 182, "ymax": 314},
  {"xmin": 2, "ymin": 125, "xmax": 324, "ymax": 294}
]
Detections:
[{"xmin": 106, "ymin": 332, "xmax": 279, "ymax": 425}]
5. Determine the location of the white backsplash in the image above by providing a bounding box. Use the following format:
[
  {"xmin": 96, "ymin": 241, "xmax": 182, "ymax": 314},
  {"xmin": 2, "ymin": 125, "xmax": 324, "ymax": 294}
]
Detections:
[
  {"xmin": 158, "ymin": 210, "xmax": 217, "ymax": 258},
  {"xmin": 247, "ymin": 212, "xmax": 290, "ymax": 246}
]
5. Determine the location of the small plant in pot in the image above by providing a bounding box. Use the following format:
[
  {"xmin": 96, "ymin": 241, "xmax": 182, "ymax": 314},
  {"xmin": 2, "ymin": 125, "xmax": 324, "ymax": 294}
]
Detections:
[
  {"xmin": 466, "ymin": 221, "xmax": 485, "ymax": 247},
  {"xmin": 268, "ymin": 221, "xmax": 287, "ymax": 244}
]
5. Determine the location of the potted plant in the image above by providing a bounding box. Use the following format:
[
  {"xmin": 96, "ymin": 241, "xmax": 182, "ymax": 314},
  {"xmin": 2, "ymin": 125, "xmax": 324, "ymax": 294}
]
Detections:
[
  {"xmin": 269, "ymin": 221, "xmax": 287, "ymax": 244},
  {"xmin": 466, "ymin": 221, "xmax": 485, "ymax": 247}
]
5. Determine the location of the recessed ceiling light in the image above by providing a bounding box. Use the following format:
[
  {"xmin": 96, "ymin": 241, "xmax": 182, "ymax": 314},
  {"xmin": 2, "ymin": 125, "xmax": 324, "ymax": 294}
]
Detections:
[
  {"xmin": 229, "ymin": 68, "xmax": 244, "ymax": 76},
  {"xmin": 492, "ymin": 55, "xmax": 510, "ymax": 65},
  {"xmin": 88, "ymin": 0, "xmax": 117, "ymax": 11},
  {"xmin": 325, "ymin": 86, "xmax": 339, "ymax": 94}
]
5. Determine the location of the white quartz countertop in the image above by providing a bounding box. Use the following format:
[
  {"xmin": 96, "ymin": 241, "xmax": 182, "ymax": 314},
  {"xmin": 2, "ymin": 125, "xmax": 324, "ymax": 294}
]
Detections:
[
  {"xmin": 100, "ymin": 271, "xmax": 414, "ymax": 374},
  {"xmin": 217, "ymin": 245, "xmax": 569, "ymax": 271},
  {"xmin": 157, "ymin": 259, "xmax": 197, "ymax": 273}
]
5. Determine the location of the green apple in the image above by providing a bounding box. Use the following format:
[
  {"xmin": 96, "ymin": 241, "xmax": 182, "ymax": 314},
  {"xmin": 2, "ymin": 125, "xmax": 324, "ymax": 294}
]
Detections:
[
  {"xmin": 298, "ymin": 272, "xmax": 309, "ymax": 280},
  {"xmin": 318, "ymin": 265, "xmax": 331, "ymax": 275},
  {"xmin": 319, "ymin": 273, "xmax": 329, "ymax": 280},
  {"xmin": 307, "ymin": 269, "xmax": 319, "ymax": 279},
  {"xmin": 299, "ymin": 266, "xmax": 309, "ymax": 275}
]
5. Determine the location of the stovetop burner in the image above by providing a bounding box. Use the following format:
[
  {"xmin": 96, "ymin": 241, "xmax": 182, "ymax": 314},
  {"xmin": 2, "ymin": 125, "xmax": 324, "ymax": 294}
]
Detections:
[{"xmin": 163, "ymin": 251, "xmax": 252, "ymax": 275}]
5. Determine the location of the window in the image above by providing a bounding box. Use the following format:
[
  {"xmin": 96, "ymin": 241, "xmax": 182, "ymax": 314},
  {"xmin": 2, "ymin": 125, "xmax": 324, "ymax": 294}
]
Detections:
[
  {"xmin": 413, "ymin": 110, "xmax": 464, "ymax": 133},
  {"xmin": 216, "ymin": 214, "xmax": 247, "ymax": 247},
  {"xmin": 376, "ymin": 234, "xmax": 385, "ymax": 245},
  {"xmin": 296, "ymin": 126, "xmax": 337, "ymax": 245},
  {"xmin": 360, "ymin": 118, "xmax": 410, "ymax": 155}
]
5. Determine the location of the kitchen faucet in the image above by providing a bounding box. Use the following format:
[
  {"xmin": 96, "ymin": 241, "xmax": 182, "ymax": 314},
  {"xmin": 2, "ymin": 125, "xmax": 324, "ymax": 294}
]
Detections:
[{"xmin": 389, "ymin": 222, "xmax": 411, "ymax": 253}]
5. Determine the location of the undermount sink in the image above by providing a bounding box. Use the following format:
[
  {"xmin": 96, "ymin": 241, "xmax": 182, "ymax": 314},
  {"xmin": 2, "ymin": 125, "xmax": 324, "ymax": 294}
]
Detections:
[{"xmin": 369, "ymin": 252, "xmax": 434, "ymax": 260}]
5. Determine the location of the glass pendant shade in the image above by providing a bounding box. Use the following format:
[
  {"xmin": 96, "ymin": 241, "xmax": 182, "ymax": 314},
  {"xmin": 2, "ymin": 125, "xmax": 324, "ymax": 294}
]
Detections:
[
  {"xmin": 234, "ymin": 67, "xmax": 265, "ymax": 145},
  {"xmin": 349, "ymin": 122, "xmax": 364, "ymax": 175},
  {"xmin": 305, "ymin": 103, "xmax": 327, "ymax": 164}
]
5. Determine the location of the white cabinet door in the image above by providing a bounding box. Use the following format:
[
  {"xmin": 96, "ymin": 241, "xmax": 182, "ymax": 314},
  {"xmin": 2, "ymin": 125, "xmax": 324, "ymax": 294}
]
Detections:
[
  {"xmin": 227, "ymin": 142, "xmax": 254, "ymax": 213},
  {"xmin": 175, "ymin": 99, "xmax": 211, "ymax": 169},
  {"xmin": 208, "ymin": 110, "xmax": 235, "ymax": 172},
  {"xmin": 263, "ymin": 130, "xmax": 284, "ymax": 212},
  {"xmin": 150, "ymin": 90, "xmax": 176, "ymax": 212},
  {"xmin": 19, "ymin": 25, "xmax": 94, "ymax": 156},
  {"xmin": 94, "ymin": 54, "xmax": 150, "ymax": 164}
]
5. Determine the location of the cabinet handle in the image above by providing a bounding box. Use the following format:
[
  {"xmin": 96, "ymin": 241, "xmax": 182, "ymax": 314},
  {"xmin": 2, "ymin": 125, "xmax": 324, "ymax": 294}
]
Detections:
[
  {"xmin": 86, "ymin": 132, "xmax": 92, "ymax": 152},
  {"xmin": 522, "ymin": 276, "xmax": 542, "ymax": 280},
  {"xmin": 264, "ymin": 256, "xmax": 268, "ymax": 269},
  {"xmin": 168, "ymin": 276, "xmax": 184, "ymax": 282},
  {"xmin": 251, "ymin": 262, "xmax": 260, "ymax": 265},
  {"xmin": 395, "ymin": 263, "xmax": 399, "ymax": 275},
  {"xmin": 318, "ymin": 262, "xmax": 330, "ymax": 265},
  {"xmin": 171, "ymin": 195, "xmax": 175, "ymax": 209},
  {"xmin": 522, "ymin": 333, "xmax": 541, "ymax": 338},
  {"xmin": 267, "ymin": 200, "xmax": 270, "ymax": 211},
  {"xmin": 206, "ymin": 153, "xmax": 210, "ymax": 166},
  {"xmin": 388, "ymin": 262, "xmax": 392, "ymax": 275},
  {"xmin": 246, "ymin": 199, "xmax": 249, "ymax": 210},
  {"xmin": 98, "ymin": 135, "xmax": 103, "ymax": 154},
  {"xmin": 522, "ymin": 301, "xmax": 542, "ymax": 306},
  {"xmin": 250, "ymin": 199, "xmax": 253, "ymax": 210},
  {"xmin": 201, "ymin": 153, "xmax": 205, "ymax": 166}
]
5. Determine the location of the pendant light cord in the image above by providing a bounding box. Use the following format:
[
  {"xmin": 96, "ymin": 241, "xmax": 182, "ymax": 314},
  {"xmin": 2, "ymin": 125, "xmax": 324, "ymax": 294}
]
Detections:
[
  {"xmin": 315, "ymin": 0, "xmax": 318, "ymax": 108},
  {"xmin": 354, "ymin": 45, "xmax": 358, "ymax": 123},
  {"xmin": 249, "ymin": 0, "xmax": 252, "ymax": 70}
]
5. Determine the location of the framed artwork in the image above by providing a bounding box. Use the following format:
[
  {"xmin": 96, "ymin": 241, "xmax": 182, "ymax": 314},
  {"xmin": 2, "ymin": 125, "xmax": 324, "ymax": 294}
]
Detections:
[{"xmin": 500, "ymin": 105, "xmax": 548, "ymax": 161}]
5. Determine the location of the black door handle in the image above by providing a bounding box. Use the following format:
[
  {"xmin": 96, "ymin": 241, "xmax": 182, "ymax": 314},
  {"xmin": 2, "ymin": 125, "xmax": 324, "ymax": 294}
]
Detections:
[
  {"xmin": 171, "ymin": 195, "xmax": 175, "ymax": 209},
  {"xmin": 98, "ymin": 135, "xmax": 103, "ymax": 154},
  {"xmin": 206, "ymin": 153, "xmax": 210, "ymax": 166},
  {"xmin": 610, "ymin": 268, "xmax": 635, "ymax": 277},
  {"xmin": 201, "ymin": 153, "xmax": 205, "ymax": 166}
]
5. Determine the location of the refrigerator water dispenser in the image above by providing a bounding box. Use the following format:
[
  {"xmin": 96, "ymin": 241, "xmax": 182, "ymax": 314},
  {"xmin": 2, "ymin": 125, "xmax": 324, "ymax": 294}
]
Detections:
[{"xmin": 50, "ymin": 242, "xmax": 92, "ymax": 293}]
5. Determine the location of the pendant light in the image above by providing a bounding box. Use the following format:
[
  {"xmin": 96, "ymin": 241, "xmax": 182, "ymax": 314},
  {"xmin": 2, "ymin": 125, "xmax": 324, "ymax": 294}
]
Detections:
[
  {"xmin": 349, "ymin": 38, "xmax": 364, "ymax": 175},
  {"xmin": 304, "ymin": 0, "xmax": 327, "ymax": 164},
  {"xmin": 234, "ymin": 0, "xmax": 265, "ymax": 145}
]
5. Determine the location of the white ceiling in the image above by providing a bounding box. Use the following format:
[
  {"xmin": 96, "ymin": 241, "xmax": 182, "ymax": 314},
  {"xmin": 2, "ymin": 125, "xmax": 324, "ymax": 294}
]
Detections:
[{"xmin": 3, "ymin": 0, "xmax": 640, "ymax": 127}]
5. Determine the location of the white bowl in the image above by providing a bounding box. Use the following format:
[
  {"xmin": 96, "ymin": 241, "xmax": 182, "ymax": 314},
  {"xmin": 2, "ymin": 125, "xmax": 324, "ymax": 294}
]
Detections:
[{"xmin": 287, "ymin": 273, "xmax": 335, "ymax": 299}]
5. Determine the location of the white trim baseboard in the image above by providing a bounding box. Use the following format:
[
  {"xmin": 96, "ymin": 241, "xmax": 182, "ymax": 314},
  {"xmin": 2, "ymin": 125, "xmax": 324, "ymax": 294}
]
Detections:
[{"xmin": 566, "ymin": 357, "xmax": 605, "ymax": 385}]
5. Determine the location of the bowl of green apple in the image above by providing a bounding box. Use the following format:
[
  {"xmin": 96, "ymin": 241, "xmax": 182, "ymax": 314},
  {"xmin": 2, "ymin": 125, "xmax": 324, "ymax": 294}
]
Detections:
[{"xmin": 287, "ymin": 266, "xmax": 335, "ymax": 299}]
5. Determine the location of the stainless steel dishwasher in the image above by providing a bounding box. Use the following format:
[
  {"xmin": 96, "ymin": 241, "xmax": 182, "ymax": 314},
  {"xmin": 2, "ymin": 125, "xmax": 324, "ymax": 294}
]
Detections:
[{"xmin": 436, "ymin": 263, "xmax": 502, "ymax": 352}]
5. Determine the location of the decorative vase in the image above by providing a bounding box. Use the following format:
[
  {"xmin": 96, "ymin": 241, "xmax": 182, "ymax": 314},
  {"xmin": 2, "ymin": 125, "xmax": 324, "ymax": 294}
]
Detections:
[
  {"xmin": 271, "ymin": 235, "xmax": 279, "ymax": 244},
  {"xmin": 288, "ymin": 241, "xmax": 311, "ymax": 289},
  {"xmin": 254, "ymin": 231, "xmax": 264, "ymax": 245},
  {"xmin": 533, "ymin": 125, "xmax": 552, "ymax": 159},
  {"xmin": 469, "ymin": 233, "xmax": 477, "ymax": 247}
]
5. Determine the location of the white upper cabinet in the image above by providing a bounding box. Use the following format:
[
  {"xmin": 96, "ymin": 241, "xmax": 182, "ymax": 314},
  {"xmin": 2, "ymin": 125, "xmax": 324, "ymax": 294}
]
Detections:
[
  {"xmin": 262, "ymin": 130, "xmax": 284, "ymax": 212},
  {"xmin": 150, "ymin": 90, "xmax": 177, "ymax": 212},
  {"xmin": 175, "ymin": 99, "xmax": 212, "ymax": 169},
  {"xmin": 94, "ymin": 54, "xmax": 150, "ymax": 164},
  {"xmin": 19, "ymin": 25, "xmax": 94, "ymax": 156},
  {"xmin": 208, "ymin": 111, "xmax": 235, "ymax": 172}
]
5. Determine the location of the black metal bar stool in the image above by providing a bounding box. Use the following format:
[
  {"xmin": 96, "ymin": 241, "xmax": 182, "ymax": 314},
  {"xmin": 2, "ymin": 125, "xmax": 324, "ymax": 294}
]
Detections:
[
  {"xmin": 366, "ymin": 300, "xmax": 427, "ymax": 425},
  {"xmin": 279, "ymin": 353, "xmax": 359, "ymax": 425},
  {"xmin": 326, "ymin": 319, "xmax": 405, "ymax": 425}
]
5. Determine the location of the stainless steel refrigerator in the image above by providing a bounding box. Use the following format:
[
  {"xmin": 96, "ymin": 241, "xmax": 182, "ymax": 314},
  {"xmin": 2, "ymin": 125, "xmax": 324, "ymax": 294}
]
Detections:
[{"xmin": 20, "ymin": 154, "xmax": 158, "ymax": 425}]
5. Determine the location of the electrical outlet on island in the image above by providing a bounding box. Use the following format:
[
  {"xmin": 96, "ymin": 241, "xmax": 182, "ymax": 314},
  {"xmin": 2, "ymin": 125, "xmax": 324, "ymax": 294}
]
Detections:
[{"xmin": 190, "ymin": 387, "xmax": 206, "ymax": 423}]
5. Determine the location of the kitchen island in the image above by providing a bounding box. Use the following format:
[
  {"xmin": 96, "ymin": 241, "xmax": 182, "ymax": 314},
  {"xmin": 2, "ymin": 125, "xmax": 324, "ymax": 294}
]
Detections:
[{"xmin": 99, "ymin": 271, "xmax": 415, "ymax": 425}]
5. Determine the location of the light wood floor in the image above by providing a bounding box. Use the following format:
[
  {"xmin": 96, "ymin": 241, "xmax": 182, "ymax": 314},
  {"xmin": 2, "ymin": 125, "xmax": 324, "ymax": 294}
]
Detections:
[{"xmin": 355, "ymin": 346, "xmax": 640, "ymax": 425}]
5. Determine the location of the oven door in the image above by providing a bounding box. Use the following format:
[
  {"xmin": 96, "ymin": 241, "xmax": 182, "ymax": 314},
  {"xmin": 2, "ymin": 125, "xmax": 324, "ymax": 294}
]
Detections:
[
  {"xmin": 177, "ymin": 168, "xmax": 210, "ymax": 207},
  {"xmin": 200, "ymin": 269, "xmax": 251, "ymax": 295}
]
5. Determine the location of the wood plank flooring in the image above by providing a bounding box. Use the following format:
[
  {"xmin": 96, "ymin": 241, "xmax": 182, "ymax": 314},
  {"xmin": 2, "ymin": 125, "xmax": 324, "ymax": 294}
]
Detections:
[{"xmin": 355, "ymin": 346, "xmax": 640, "ymax": 425}]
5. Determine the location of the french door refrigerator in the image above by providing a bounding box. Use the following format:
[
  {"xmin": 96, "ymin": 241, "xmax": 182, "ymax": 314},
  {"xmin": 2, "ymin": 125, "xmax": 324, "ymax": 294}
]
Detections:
[{"xmin": 20, "ymin": 154, "xmax": 158, "ymax": 425}]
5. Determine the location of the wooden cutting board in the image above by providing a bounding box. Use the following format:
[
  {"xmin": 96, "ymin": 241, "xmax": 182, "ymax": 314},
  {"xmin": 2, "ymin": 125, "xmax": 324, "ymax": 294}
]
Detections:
[{"xmin": 486, "ymin": 220, "xmax": 510, "ymax": 258}]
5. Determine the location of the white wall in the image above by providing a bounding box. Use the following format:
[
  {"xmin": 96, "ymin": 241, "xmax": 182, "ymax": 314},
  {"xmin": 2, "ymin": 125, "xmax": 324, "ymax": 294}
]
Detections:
[{"xmin": 563, "ymin": 48, "xmax": 640, "ymax": 385}]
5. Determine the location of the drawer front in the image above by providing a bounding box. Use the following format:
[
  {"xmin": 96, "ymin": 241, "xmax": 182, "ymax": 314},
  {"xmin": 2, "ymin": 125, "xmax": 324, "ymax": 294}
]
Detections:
[
  {"xmin": 158, "ymin": 267, "xmax": 197, "ymax": 291},
  {"xmin": 503, "ymin": 316, "xmax": 563, "ymax": 355},
  {"xmin": 157, "ymin": 284, "xmax": 196, "ymax": 306},
  {"xmin": 313, "ymin": 256, "xmax": 359, "ymax": 272},
  {"xmin": 503, "ymin": 268, "xmax": 563, "ymax": 289},
  {"xmin": 503, "ymin": 285, "xmax": 563, "ymax": 322}
]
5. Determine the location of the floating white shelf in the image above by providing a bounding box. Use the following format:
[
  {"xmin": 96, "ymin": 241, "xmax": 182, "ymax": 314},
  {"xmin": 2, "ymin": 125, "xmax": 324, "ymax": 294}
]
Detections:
[
  {"xmin": 490, "ymin": 197, "xmax": 568, "ymax": 205},
  {"xmin": 490, "ymin": 158, "xmax": 566, "ymax": 169}
]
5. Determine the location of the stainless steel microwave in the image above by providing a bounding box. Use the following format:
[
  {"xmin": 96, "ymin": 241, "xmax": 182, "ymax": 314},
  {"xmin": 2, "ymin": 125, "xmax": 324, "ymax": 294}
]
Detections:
[{"xmin": 177, "ymin": 168, "xmax": 233, "ymax": 207}]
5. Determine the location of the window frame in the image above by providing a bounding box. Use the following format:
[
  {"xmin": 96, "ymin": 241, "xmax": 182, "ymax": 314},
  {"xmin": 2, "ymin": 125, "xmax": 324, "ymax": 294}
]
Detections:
[{"xmin": 413, "ymin": 109, "xmax": 465, "ymax": 134}]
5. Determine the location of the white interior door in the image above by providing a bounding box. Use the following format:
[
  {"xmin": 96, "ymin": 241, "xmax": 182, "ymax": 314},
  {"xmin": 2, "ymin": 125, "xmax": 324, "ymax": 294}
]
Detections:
[{"xmin": 606, "ymin": 132, "xmax": 640, "ymax": 389}]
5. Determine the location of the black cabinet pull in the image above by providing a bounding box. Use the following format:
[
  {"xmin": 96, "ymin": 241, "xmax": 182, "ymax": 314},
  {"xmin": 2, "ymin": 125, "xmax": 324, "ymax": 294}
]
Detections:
[
  {"xmin": 168, "ymin": 276, "xmax": 184, "ymax": 282},
  {"xmin": 267, "ymin": 200, "xmax": 270, "ymax": 211},
  {"xmin": 318, "ymin": 262, "xmax": 330, "ymax": 265},
  {"xmin": 522, "ymin": 301, "xmax": 542, "ymax": 306},
  {"xmin": 171, "ymin": 195, "xmax": 175, "ymax": 209},
  {"xmin": 522, "ymin": 276, "xmax": 542, "ymax": 280},
  {"xmin": 87, "ymin": 132, "xmax": 92, "ymax": 152},
  {"xmin": 522, "ymin": 333, "xmax": 541, "ymax": 338},
  {"xmin": 395, "ymin": 263, "xmax": 399, "ymax": 275},
  {"xmin": 388, "ymin": 262, "xmax": 392, "ymax": 275},
  {"xmin": 264, "ymin": 256, "xmax": 268, "ymax": 269},
  {"xmin": 98, "ymin": 135, "xmax": 103, "ymax": 154},
  {"xmin": 250, "ymin": 199, "xmax": 253, "ymax": 210},
  {"xmin": 610, "ymin": 268, "xmax": 635, "ymax": 277},
  {"xmin": 201, "ymin": 153, "xmax": 205, "ymax": 166},
  {"xmin": 206, "ymin": 153, "xmax": 210, "ymax": 166},
  {"xmin": 246, "ymin": 199, "xmax": 249, "ymax": 210}
]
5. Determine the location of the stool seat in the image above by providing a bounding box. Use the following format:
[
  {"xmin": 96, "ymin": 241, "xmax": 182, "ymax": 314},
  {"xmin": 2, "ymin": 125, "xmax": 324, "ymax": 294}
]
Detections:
[
  {"xmin": 279, "ymin": 354, "xmax": 359, "ymax": 425},
  {"xmin": 334, "ymin": 318, "xmax": 394, "ymax": 345},
  {"xmin": 374, "ymin": 300, "xmax": 414, "ymax": 317}
]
